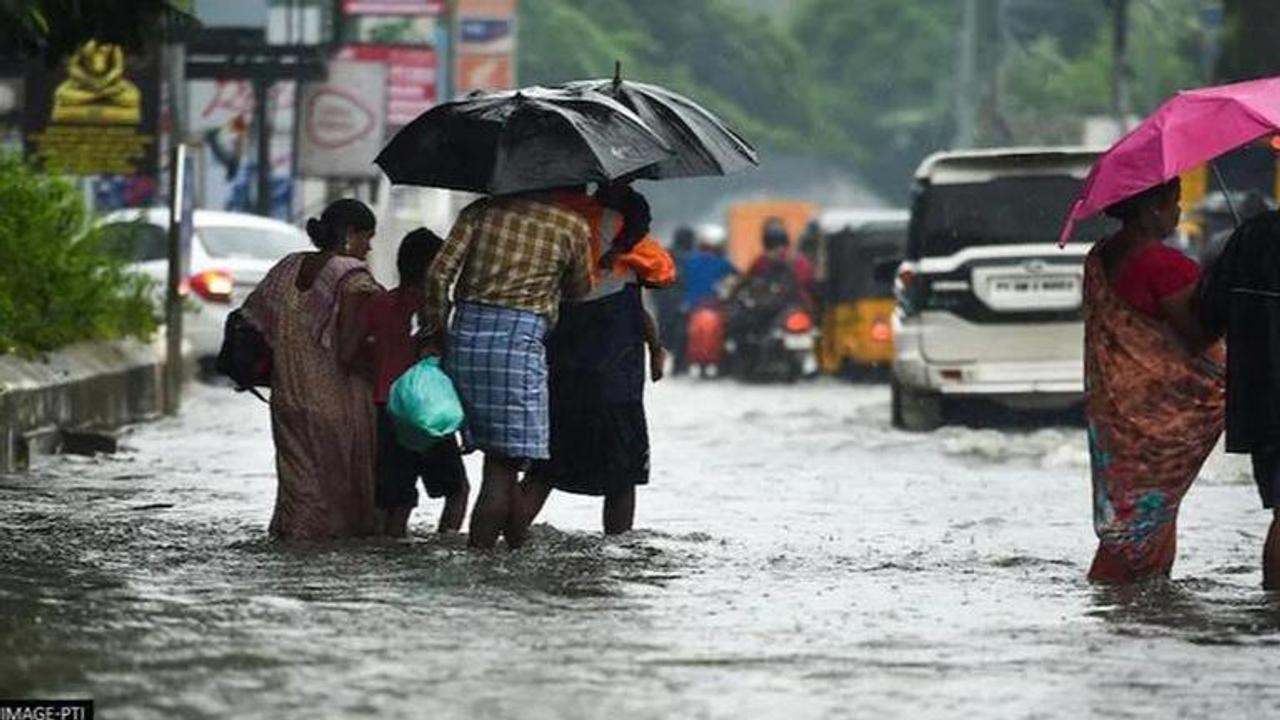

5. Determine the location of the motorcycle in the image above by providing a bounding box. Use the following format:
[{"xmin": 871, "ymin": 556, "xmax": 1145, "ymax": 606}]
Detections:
[{"xmin": 722, "ymin": 268, "xmax": 816, "ymax": 382}]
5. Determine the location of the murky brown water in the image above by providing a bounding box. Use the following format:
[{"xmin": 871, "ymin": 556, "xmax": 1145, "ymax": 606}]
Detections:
[{"xmin": 3, "ymin": 380, "xmax": 1280, "ymax": 719}]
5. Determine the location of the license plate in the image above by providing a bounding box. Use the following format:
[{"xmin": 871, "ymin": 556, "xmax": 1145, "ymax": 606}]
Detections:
[
  {"xmin": 783, "ymin": 334, "xmax": 813, "ymax": 350},
  {"xmin": 987, "ymin": 275, "xmax": 1079, "ymax": 308}
]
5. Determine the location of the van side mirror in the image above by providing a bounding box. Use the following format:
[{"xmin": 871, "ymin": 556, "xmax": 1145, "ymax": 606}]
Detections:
[{"xmin": 873, "ymin": 259, "xmax": 900, "ymax": 284}]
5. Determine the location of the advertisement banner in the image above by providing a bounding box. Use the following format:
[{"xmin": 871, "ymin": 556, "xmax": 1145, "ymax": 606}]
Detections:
[
  {"xmin": 337, "ymin": 45, "xmax": 437, "ymax": 128},
  {"xmin": 343, "ymin": 0, "xmax": 444, "ymax": 15},
  {"xmin": 456, "ymin": 0, "xmax": 515, "ymax": 17},
  {"xmin": 297, "ymin": 61, "xmax": 387, "ymax": 178},
  {"xmin": 188, "ymin": 80, "xmax": 296, "ymax": 218},
  {"xmin": 457, "ymin": 54, "xmax": 513, "ymax": 94},
  {"xmin": 458, "ymin": 17, "xmax": 514, "ymax": 55},
  {"xmin": 23, "ymin": 41, "xmax": 160, "ymax": 177}
]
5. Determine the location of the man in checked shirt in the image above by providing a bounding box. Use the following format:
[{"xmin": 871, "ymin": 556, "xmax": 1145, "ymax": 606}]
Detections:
[{"xmin": 422, "ymin": 189, "xmax": 594, "ymax": 549}]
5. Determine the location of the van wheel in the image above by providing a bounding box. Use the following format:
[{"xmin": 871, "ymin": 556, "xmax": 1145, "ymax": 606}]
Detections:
[{"xmin": 892, "ymin": 380, "xmax": 943, "ymax": 432}]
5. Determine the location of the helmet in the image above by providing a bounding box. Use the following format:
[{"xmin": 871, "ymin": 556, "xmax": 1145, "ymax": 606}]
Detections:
[
  {"xmin": 697, "ymin": 223, "xmax": 727, "ymax": 248},
  {"xmin": 763, "ymin": 218, "xmax": 789, "ymax": 251}
]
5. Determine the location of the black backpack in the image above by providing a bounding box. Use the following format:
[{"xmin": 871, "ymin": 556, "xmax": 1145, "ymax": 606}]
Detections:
[{"xmin": 215, "ymin": 308, "xmax": 272, "ymax": 402}]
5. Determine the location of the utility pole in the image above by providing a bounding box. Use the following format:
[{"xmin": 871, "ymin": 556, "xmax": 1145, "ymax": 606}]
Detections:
[
  {"xmin": 163, "ymin": 38, "xmax": 187, "ymax": 416},
  {"xmin": 1110, "ymin": 0, "xmax": 1132, "ymax": 134},
  {"xmin": 254, "ymin": 78, "xmax": 272, "ymax": 216},
  {"xmin": 442, "ymin": 0, "xmax": 456, "ymax": 102},
  {"xmin": 953, "ymin": 0, "xmax": 978, "ymax": 149}
]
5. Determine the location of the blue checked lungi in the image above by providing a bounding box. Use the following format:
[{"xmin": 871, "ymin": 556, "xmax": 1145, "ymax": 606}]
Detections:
[{"xmin": 445, "ymin": 302, "xmax": 550, "ymax": 461}]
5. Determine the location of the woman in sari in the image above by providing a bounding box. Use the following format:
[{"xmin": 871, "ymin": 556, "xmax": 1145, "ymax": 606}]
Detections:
[
  {"xmin": 242, "ymin": 199, "xmax": 382, "ymax": 540},
  {"xmin": 1085, "ymin": 178, "xmax": 1225, "ymax": 583}
]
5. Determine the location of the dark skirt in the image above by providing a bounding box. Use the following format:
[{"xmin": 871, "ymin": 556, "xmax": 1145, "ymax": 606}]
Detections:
[{"xmin": 537, "ymin": 285, "xmax": 650, "ymax": 496}]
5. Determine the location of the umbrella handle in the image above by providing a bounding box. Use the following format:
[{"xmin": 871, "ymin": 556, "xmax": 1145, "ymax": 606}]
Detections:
[{"xmin": 1210, "ymin": 161, "xmax": 1242, "ymax": 227}]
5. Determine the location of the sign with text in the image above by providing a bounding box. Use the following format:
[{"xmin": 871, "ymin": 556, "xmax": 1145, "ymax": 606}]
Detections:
[
  {"xmin": 343, "ymin": 0, "xmax": 444, "ymax": 15},
  {"xmin": 23, "ymin": 41, "xmax": 160, "ymax": 177},
  {"xmin": 337, "ymin": 45, "xmax": 437, "ymax": 128},
  {"xmin": 297, "ymin": 61, "xmax": 387, "ymax": 178}
]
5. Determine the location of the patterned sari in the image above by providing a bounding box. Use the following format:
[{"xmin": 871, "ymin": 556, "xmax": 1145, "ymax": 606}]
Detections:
[
  {"xmin": 244, "ymin": 253, "xmax": 382, "ymax": 540},
  {"xmin": 1084, "ymin": 243, "xmax": 1225, "ymax": 581}
]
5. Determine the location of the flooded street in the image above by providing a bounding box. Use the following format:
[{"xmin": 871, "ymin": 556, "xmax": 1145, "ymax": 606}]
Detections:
[{"xmin": 4, "ymin": 379, "xmax": 1280, "ymax": 719}]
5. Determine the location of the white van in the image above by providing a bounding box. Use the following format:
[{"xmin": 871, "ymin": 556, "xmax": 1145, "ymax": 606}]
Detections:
[{"xmin": 890, "ymin": 147, "xmax": 1113, "ymax": 431}]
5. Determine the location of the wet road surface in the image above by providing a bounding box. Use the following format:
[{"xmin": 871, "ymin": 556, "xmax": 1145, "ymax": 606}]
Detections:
[{"xmin": 3, "ymin": 379, "xmax": 1279, "ymax": 719}]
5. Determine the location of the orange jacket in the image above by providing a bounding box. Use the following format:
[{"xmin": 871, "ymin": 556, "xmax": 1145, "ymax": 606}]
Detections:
[{"xmin": 555, "ymin": 193, "xmax": 676, "ymax": 289}]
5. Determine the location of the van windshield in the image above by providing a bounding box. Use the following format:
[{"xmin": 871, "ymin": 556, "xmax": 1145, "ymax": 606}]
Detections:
[{"xmin": 911, "ymin": 175, "xmax": 1115, "ymax": 258}]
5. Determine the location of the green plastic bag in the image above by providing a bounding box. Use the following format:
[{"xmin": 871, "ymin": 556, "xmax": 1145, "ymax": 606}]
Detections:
[{"xmin": 386, "ymin": 357, "xmax": 465, "ymax": 452}]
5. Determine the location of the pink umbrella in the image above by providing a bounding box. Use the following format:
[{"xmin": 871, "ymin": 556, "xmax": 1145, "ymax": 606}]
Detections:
[{"xmin": 1059, "ymin": 76, "xmax": 1280, "ymax": 245}]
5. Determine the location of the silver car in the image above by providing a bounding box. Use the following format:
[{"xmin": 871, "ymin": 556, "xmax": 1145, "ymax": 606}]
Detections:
[{"xmin": 98, "ymin": 209, "xmax": 312, "ymax": 360}]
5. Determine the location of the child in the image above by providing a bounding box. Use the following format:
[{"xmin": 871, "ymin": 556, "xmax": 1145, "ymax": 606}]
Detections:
[{"xmin": 366, "ymin": 228, "xmax": 470, "ymax": 537}]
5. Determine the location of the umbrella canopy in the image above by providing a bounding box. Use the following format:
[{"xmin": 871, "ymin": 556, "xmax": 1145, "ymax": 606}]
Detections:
[
  {"xmin": 376, "ymin": 86, "xmax": 673, "ymax": 195},
  {"xmin": 563, "ymin": 77, "xmax": 759, "ymax": 179},
  {"xmin": 1059, "ymin": 76, "xmax": 1280, "ymax": 244}
]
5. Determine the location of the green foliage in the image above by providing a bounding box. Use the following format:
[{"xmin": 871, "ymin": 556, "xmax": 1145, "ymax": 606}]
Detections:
[
  {"xmin": 0, "ymin": 0, "xmax": 196, "ymax": 61},
  {"xmin": 0, "ymin": 153, "xmax": 157, "ymax": 357},
  {"xmin": 792, "ymin": 0, "xmax": 959, "ymax": 192},
  {"xmin": 518, "ymin": 0, "xmax": 826, "ymax": 154},
  {"xmin": 1217, "ymin": 0, "xmax": 1280, "ymax": 82},
  {"xmin": 516, "ymin": 1, "xmax": 1210, "ymax": 200}
]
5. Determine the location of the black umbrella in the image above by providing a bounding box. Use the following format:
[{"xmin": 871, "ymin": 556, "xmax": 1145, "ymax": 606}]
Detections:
[
  {"xmin": 563, "ymin": 70, "xmax": 759, "ymax": 180},
  {"xmin": 375, "ymin": 86, "xmax": 673, "ymax": 195}
]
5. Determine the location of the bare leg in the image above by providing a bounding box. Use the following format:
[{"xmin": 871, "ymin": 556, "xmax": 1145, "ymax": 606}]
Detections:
[
  {"xmin": 603, "ymin": 487, "xmax": 636, "ymax": 535},
  {"xmin": 1265, "ymin": 510, "xmax": 1280, "ymax": 591},
  {"xmin": 505, "ymin": 474, "xmax": 552, "ymax": 549},
  {"xmin": 437, "ymin": 478, "xmax": 470, "ymax": 533},
  {"xmin": 469, "ymin": 455, "xmax": 518, "ymax": 549},
  {"xmin": 386, "ymin": 506, "xmax": 412, "ymax": 538}
]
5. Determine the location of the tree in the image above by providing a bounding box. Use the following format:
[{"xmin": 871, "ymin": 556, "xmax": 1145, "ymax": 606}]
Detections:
[
  {"xmin": 0, "ymin": 0, "xmax": 195, "ymax": 61},
  {"xmin": 1217, "ymin": 0, "xmax": 1280, "ymax": 82},
  {"xmin": 792, "ymin": 0, "xmax": 960, "ymax": 196}
]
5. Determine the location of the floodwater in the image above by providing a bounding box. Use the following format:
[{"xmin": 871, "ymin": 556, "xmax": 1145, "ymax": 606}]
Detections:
[{"xmin": 3, "ymin": 379, "xmax": 1279, "ymax": 719}]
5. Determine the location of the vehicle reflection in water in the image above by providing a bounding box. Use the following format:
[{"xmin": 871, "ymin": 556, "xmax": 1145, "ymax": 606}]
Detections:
[{"xmin": 2, "ymin": 381, "xmax": 1278, "ymax": 718}]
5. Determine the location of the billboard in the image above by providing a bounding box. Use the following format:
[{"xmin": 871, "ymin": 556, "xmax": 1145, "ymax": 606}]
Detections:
[
  {"xmin": 297, "ymin": 61, "xmax": 387, "ymax": 178},
  {"xmin": 189, "ymin": 79, "xmax": 296, "ymax": 218},
  {"xmin": 455, "ymin": 0, "xmax": 516, "ymax": 96},
  {"xmin": 23, "ymin": 41, "xmax": 160, "ymax": 177},
  {"xmin": 343, "ymin": 0, "xmax": 444, "ymax": 15},
  {"xmin": 337, "ymin": 45, "xmax": 438, "ymax": 128}
]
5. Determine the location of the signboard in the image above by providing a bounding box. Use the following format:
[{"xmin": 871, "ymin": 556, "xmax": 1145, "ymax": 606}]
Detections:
[
  {"xmin": 23, "ymin": 41, "xmax": 160, "ymax": 177},
  {"xmin": 457, "ymin": 54, "xmax": 513, "ymax": 94},
  {"xmin": 343, "ymin": 0, "xmax": 444, "ymax": 15},
  {"xmin": 337, "ymin": 45, "xmax": 437, "ymax": 128},
  {"xmin": 458, "ymin": 17, "xmax": 514, "ymax": 54},
  {"xmin": 455, "ymin": 0, "xmax": 516, "ymax": 96},
  {"xmin": 189, "ymin": 80, "xmax": 295, "ymax": 217},
  {"xmin": 351, "ymin": 15, "xmax": 438, "ymax": 44},
  {"xmin": 297, "ymin": 61, "xmax": 387, "ymax": 178}
]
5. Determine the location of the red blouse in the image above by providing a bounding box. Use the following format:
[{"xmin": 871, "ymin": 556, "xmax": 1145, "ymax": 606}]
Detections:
[{"xmin": 1111, "ymin": 243, "xmax": 1200, "ymax": 319}]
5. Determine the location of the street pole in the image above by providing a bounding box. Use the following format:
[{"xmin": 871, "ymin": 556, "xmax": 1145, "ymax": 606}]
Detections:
[
  {"xmin": 953, "ymin": 0, "xmax": 978, "ymax": 149},
  {"xmin": 442, "ymin": 0, "xmax": 456, "ymax": 102},
  {"xmin": 163, "ymin": 40, "xmax": 187, "ymax": 416},
  {"xmin": 254, "ymin": 78, "xmax": 272, "ymax": 216},
  {"xmin": 1110, "ymin": 0, "xmax": 1131, "ymax": 134}
]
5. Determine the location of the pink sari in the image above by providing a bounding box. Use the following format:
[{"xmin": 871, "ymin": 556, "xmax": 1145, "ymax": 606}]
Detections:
[{"xmin": 1083, "ymin": 243, "xmax": 1224, "ymax": 580}]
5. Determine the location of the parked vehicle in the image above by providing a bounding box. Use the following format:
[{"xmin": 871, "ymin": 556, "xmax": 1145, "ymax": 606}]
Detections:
[
  {"xmin": 98, "ymin": 209, "xmax": 312, "ymax": 362},
  {"xmin": 891, "ymin": 147, "xmax": 1113, "ymax": 431},
  {"xmin": 813, "ymin": 208, "xmax": 909, "ymax": 378}
]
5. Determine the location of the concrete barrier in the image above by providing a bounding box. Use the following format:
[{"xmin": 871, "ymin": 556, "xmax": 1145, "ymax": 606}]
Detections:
[{"xmin": 0, "ymin": 338, "xmax": 180, "ymax": 473}]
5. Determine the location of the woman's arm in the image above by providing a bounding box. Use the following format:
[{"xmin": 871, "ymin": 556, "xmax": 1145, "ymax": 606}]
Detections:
[
  {"xmin": 641, "ymin": 306, "xmax": 665, "ymax": 382},
  {"xmin": 1160, "ymin": 285, "xmax": 1213, "ymax": 355}
]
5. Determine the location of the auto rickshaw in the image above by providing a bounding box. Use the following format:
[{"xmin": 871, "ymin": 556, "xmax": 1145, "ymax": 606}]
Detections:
[{"xmin": 814, "ymin": 209, "xmax": 909, "ymax": 378}]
